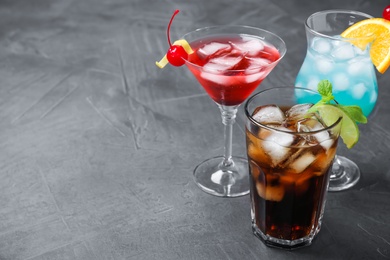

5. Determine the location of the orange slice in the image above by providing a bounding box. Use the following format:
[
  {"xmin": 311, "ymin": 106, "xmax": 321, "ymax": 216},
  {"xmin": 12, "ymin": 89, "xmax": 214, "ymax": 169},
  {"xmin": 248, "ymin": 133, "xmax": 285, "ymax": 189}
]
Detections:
[
  {"xmin": 155, "ymin": 39, "xmax": 194, "ymax": 68},
  {"xmin": 341, "ymin": 18, "xmax": 390, "ymax": 74}
]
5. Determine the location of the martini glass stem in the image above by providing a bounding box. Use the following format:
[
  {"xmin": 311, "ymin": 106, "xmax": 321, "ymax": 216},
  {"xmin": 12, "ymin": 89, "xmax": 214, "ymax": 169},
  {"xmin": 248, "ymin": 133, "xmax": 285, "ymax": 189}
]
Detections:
[{"xmin": 219, "ymin": 105, "xmax": 238, "ymax": 168}]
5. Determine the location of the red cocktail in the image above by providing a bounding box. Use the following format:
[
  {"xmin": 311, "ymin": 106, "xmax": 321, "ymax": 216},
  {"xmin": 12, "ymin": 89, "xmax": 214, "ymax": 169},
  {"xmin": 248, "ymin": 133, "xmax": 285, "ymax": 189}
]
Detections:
[{"xmin": 186, "ymin": 35, "xmax": 281, "ymax": 106}]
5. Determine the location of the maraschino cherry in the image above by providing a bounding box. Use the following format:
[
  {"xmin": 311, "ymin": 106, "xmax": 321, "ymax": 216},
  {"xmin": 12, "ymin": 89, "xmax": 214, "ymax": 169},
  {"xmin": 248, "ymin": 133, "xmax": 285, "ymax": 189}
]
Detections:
[
  {"xmin": 384, "ymin": 5, "xmax": 390, "ymax": 21},
  {"xmin": 166, "ymin": 10, "xmax": 188, "ymax": 66}
]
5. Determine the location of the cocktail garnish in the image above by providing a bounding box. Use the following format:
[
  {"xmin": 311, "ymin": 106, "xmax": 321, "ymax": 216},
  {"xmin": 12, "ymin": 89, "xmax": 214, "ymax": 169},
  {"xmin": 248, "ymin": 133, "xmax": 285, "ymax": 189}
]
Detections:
[
  {"xmin": 340, "ymin": 18, "xmax": 390, "ymax": 73},
  {"xmin": 383, "ymin": 5, "xmax": 390, "ymax": 21},
  {"xmin": 307, "ymin": 80, "xmax": 367, "ymax": 149},
  {"xmin": 155, "ymin": 10, "xmax": 194, "ymax": 68}
]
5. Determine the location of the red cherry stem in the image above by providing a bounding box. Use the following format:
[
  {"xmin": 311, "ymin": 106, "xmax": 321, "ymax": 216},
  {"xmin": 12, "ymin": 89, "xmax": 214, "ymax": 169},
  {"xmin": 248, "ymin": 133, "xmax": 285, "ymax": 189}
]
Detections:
[{"xmin": 167, "ymin": 10, "xmax": 180, "ymax": 47}]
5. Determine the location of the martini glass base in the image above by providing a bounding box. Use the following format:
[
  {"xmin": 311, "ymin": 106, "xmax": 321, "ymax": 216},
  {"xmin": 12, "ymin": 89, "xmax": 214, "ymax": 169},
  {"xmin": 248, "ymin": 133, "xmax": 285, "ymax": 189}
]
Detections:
[
  {"xmin": 193, "ymin": 156, "xmax": 249, "ymax": 197},
  {"xmin": 328, "ymin": 155, "xmax": 360, "ymax": 192}
]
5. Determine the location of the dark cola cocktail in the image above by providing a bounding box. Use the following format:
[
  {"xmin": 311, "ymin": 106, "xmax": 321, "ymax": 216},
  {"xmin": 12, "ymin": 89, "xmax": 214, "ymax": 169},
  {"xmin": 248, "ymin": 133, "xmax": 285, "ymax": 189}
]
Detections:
[{"xmin": 245, "ymin": 87, "xmax": 342, "ymax": 249}]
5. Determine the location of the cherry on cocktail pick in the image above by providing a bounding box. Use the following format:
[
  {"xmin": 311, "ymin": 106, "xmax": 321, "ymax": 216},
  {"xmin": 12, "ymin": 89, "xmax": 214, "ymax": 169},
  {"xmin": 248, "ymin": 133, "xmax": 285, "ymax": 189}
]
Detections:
[
  {"xmin": 166, "ymin": 10, "xmax": 188, "ymax": 66},
  {"xmin": 383, "ymin": 5, "xmax": 390, "ymax": 21}
]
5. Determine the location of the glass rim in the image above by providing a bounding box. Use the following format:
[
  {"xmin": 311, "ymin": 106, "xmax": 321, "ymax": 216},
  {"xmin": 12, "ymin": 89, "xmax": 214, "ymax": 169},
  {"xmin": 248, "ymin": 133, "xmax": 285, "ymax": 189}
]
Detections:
[
  {"xmin": 244, "ymin": 86, "xmax": 343, "ymax": 135},
  {"xmin": 180, "ymin": 25, "xmax": 286, "ymax": 73},
  {"xmin": 305, "ymin": 9, "xmax": 374, "ymax": 41}
]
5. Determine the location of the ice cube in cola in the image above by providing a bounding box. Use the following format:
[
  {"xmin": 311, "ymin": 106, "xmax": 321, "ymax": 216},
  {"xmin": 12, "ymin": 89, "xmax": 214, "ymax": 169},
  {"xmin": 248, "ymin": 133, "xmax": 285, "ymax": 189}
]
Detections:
[{"xmin": 246, "ymin": 102, "xmax": 339, "ymax": 246}]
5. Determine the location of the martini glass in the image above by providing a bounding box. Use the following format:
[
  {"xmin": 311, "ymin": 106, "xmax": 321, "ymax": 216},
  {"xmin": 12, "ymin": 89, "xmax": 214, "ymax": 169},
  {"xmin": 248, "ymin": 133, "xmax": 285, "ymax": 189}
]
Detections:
[
  {"xmin": 295, "ymin": 10, "xmax": 377, "ymax": 191},
  {"xmin": 182, "ymin": 25, "xmax": 286, "ymax": 197}
]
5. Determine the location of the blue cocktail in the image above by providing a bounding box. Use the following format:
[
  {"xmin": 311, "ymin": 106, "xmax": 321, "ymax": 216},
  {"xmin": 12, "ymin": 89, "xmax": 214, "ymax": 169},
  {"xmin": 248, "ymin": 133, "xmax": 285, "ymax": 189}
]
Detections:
[
  {"xmin": 295, "ymin": 35, "xmax": 377, "ymax": 116},
  {"xmin": 295, "ymin": 10, "xmax": 377, "ymax": 191}
]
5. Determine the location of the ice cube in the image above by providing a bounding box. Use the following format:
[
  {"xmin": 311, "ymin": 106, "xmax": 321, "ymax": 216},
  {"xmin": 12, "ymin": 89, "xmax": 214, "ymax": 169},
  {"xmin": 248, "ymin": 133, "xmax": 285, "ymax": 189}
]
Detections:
[
  {"xmin": 201, "ymin": 53, "xmax": 244, "ymax": 83},
  {"xmin": 297, "ymin": 118, "xmax": 318, "ymax": 132},
  {"xmin": 312, "ymin": 37, "xmax": 332, "ymax": 54},
  {"xmin": 332, "ymin": 73, "xmax": 350, "ymax": 91},
  {"xmin": 252, "ymin": 105, "xmax": 285, "ymax": 124},
  {"xmin": 243, "ymin": 57, "xmax": 271, "ymax": 83},
  {"xmin": 290, "ymin": 152, "xmax": 316, "ymax": 173},
  {"xmin": 322, "ymin": 140, "xmax": 334, "ymax": 151},
  {"xmin": 297, "ymin": 118, "xmax": 333, "ymax": 150},
  {"xmin": 231, "ymin": 38, "xmax": 264, "ymax": 56},
  {"xmin": 197, "ymin": 42, "xmax": 231, "ymax": 59},
  {"xmin": 243, "ymin": 72, "xmax": 265, "ymax": 84},
  {"xmin": 316, "ymin": 59, "xmax": 333, "ymax": 74},
  {"xmin": 331, "ymin": 44, "xmax": 355, "ymax": 60},
  {"xmin": 315, "ymin": 133, "xmax": 333, "ymax": 150},
  {"xmin": 347, "ymin": 59, "xmax": 367, "ymax": 76},
  {"xmin": 200, "ymin": 71, "xmax": 230, "ymax": 85},
  {"xmin": 351, "ymin": 83, "xmax": 366, "ymax": 99},
  {"xmin": 256, "ymin": 181, "xmax": 285, "ymax": 201},
  {"xmin": 208, "ymin": 54, "xmax": 244, "ymax": 69},
  {"xmin": 246, "ymin": 57, "xmax": 271, "ymax": 67},
  {"xmin": 269, "ymin": 126, "xmax": 295, "ymax": 146},
  {"xmin": 202, "ymin": 62, "xmax": 230, "ymax": 72},
  {"xmin": 285, "ymin": 103, "xmax": 313, "ymax": 121},
  {"xmin": 262, "ymin": 126, "xmax": 294, "ymax": 166}
]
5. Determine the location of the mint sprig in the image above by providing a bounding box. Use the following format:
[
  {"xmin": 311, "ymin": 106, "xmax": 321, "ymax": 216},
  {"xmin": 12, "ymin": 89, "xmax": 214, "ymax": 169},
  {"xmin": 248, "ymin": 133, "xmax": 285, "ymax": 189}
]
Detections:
[
  {"xmin": 308, "ymin": 79, "xmax": 367, "ymax": 124},
  {"xmin": 317, "ymin": 79, "xmax": 334, "ymax": 102}
]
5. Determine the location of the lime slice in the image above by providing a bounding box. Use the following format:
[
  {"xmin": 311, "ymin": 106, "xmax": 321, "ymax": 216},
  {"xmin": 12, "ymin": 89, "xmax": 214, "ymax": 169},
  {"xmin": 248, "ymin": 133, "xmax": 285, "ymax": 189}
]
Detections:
[{"xmin": 316, "ymin": 104, "xmax": 359, "ymax": 149}]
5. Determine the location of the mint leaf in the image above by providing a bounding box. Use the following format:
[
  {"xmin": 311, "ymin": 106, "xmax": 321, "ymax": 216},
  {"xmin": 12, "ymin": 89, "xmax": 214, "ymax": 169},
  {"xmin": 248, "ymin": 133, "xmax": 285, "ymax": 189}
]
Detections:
[
  {"xmin": 307, "ymin": 80, "xmax": 333, "ymax": 114},
  {"xmin": 339, "ymin": 105, "xmax": 367, "ymax": 124},
  {"xmin": 307, "ymin": 80, "xmax": 367, "ymax": 126},
  {"xmin": 317, "ymin": 80, "xmax": 333, "ymax": 99}
]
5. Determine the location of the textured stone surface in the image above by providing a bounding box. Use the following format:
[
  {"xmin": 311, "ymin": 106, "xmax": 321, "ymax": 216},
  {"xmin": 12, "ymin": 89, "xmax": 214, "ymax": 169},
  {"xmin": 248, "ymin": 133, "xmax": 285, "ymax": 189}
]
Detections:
[{"xmin": 0, "ymin": 0, "xmax": 389, "ymax": 259}]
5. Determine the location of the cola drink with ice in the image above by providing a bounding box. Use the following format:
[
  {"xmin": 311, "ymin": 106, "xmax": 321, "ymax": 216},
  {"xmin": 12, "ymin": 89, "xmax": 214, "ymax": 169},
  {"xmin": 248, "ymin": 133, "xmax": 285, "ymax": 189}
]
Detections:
[{"xmin": 245, "ymin": 95, "xmax": 341, "ymax": 249}]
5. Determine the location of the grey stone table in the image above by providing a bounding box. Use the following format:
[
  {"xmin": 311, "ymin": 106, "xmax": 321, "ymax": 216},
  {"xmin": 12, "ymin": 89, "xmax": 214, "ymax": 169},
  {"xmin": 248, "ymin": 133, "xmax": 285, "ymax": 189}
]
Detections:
[{"xmin": 0, "ymin": 0, "xmax": 389, "ymax": 259}]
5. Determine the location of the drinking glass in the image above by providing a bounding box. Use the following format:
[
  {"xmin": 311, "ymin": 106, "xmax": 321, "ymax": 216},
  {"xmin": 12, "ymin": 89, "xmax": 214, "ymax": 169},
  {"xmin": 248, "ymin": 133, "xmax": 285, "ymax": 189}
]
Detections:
[
  {"xmin": 245, "ymin": 87, "xmax": 342, "ymax": 249},
  {"xmin": 295, "ymin": 10, "xmax": 377, "ymax": 191},
  {"xmin": 182, "ymin": 26, "xmax": 286, "ymax": 197}
]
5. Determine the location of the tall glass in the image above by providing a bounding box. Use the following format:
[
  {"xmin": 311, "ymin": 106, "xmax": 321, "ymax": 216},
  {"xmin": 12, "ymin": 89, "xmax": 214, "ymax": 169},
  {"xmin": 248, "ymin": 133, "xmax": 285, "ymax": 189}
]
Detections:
[
  {"xmin": 245, "ymin": 87, "xmax": 342, "ymax": 249},
  {"xmin": 295, "ymin": 10, "xmax": 377, "ymax": 191},
  {"xmin": 182, "ymin": 26, "xmax": 286, "ymax": 197}
]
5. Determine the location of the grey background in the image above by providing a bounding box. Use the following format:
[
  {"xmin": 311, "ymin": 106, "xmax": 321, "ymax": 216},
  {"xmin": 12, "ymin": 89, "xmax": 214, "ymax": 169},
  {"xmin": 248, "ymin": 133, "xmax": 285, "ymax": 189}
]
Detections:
[{"xmin": 0, "ymin": 0, "xmax": 389, "ymax": 259}]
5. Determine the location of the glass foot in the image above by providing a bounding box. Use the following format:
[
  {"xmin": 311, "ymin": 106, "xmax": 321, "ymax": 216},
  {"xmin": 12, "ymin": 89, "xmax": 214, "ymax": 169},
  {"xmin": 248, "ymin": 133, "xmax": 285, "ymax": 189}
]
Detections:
[
  {"xmin": 252, "ymin": 224, "xmax": 316, "ymax": 250},
  {"xmin": 328, "ymin": 155, "xmax": 360, "ymax": 192},
  {"xmin": 193, "ymin": 156, "xmax": 249, "ymax": 197}
]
